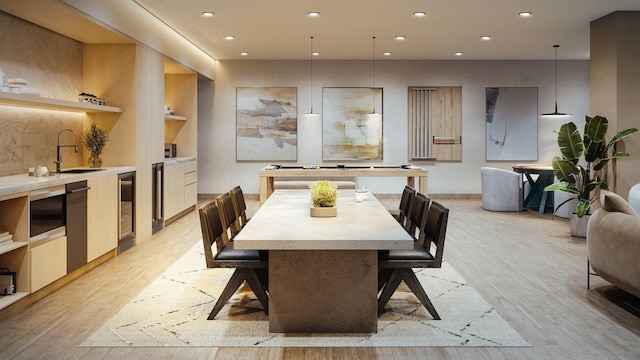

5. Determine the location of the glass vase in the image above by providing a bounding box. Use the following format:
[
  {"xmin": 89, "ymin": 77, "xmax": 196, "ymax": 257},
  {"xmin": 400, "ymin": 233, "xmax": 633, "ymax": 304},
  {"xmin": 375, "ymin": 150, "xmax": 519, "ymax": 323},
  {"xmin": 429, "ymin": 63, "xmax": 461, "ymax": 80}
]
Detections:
[{"xmin": 88, "ymin": 152, "xmax": 102, "ymax": 168}]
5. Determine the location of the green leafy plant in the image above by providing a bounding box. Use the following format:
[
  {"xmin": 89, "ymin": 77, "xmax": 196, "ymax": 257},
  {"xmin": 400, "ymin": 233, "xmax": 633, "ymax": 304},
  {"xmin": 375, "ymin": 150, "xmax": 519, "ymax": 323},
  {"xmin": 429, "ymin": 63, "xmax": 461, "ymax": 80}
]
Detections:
[
  {"xmin": 309, "ymin": 180, "xmax": 338, "ymax": 208},
  {"xmin": 82, "ymin": 122, "xmax": 109, "ymax": 154},
  {"xmin": 544, "ymin": 115, "xmax": 637, "ymax": 217}
]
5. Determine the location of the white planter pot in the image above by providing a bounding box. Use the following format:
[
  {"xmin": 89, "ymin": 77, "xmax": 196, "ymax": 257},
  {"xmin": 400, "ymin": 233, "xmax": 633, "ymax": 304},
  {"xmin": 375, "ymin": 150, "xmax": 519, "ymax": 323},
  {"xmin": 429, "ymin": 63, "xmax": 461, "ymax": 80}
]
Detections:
[{"xmin": 569, "ymin": 213, "xmax": 591, "ymax": 238}]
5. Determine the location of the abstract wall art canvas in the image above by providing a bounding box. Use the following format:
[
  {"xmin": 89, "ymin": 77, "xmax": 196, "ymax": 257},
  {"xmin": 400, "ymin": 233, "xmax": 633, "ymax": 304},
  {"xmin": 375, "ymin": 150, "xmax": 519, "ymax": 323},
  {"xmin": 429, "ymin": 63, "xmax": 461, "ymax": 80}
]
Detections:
[
  {"xmin": 486, "ymin": 87, "xmax": 538, "ymax": 161},
  {"xmin": 322, "ymin": 87, "xmax": 383, "ymax": 161},
  {"xmin": 236, "ymin": 87, "xmax": 297, "ymax": 161}
]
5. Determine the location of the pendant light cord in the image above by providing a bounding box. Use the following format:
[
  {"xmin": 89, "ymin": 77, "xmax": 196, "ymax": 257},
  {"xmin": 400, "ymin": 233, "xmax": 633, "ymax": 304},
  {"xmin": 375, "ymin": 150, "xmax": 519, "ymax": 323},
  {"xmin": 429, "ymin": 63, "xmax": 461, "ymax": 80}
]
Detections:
[
  {"xmin": 554, "ymin": 44, "xmax": 559, "ymax": 108},
  {"xmin": 310, "ymin": 36, "xmax": 314, "ymax": 113}
]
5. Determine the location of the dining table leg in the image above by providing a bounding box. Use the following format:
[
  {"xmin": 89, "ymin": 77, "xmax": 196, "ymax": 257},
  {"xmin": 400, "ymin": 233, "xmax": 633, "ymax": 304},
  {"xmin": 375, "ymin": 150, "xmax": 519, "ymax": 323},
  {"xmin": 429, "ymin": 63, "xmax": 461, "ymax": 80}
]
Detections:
[{"xmin": 268, "ymin": 250, "xmax": 378, "ymax": 333}]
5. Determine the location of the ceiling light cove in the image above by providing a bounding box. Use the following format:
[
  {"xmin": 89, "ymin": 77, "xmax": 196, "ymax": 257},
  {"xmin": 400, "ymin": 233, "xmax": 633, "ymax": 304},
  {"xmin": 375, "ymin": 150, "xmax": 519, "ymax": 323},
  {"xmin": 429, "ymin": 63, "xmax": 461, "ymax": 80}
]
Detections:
[
  {"xmin": 413, "ymin": 12, "xmax": 426, "ymax": 17},
  {"xmin": 201, "ymin": 11, "xmax": 214, "ymax": 17},
  {"xmin": 480, "ymin": 36, "xmax": 492, "ymax": 41},
  {"xmin": 395, "ymin": 36, "xmax": 406, "ymax": 40},
  {"xmin": 308, "ymin": 12, "xmax": 320, "ymax": 17}
]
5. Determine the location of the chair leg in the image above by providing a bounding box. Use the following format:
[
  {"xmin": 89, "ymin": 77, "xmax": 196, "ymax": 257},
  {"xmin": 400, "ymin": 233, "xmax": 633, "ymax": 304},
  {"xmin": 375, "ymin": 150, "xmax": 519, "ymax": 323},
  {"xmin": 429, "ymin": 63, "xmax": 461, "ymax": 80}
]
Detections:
[
  {"xmin": 243, "ymin": 269, "xmax": 269, "ymax": 315},
  {"xmin": 378, "ymin": 268, "xmax": 393, "ymax": 292},
  {"xmin": 377, "ymin": 269, "xmax": 404, "ymax": 314},
  {"xmin": 208, "ymin": 269, "xmax": 246, "ymax": 320},
  {"xmin": 401, "ymin": 269, "xmax": 440, "ymax": 320}
]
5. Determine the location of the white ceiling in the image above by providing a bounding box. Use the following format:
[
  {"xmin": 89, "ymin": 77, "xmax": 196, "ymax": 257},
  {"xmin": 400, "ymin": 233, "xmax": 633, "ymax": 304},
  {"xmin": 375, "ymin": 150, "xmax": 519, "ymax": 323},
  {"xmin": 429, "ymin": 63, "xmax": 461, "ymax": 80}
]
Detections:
[{"xmin": 133, "ymin": 0, "xmax": 640, "ymax": 61}]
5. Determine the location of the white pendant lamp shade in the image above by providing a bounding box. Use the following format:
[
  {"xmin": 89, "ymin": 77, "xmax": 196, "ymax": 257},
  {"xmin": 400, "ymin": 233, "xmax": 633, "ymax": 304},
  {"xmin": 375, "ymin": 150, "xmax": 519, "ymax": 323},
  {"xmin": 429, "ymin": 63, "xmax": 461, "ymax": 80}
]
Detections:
[{"xmin": 541, "ymin": 44, "xmax": 571, "ymax": 118}]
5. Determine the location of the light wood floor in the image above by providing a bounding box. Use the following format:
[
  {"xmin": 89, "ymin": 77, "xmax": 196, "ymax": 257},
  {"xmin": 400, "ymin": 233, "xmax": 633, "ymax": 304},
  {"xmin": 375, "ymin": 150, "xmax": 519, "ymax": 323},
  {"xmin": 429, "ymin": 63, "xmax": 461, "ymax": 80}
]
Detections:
[{"xmin": 0, "ymin": 196, "xmax": 639, "ymax": 359}]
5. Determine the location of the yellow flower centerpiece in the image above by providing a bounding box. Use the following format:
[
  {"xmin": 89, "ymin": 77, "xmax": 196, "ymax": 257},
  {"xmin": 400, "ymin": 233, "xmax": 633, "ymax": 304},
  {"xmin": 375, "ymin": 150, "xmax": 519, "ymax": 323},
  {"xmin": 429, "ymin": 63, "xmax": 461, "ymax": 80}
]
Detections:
[{"xmin": 309, "ymin": 180, "xmax": 338, "ymax": 217}]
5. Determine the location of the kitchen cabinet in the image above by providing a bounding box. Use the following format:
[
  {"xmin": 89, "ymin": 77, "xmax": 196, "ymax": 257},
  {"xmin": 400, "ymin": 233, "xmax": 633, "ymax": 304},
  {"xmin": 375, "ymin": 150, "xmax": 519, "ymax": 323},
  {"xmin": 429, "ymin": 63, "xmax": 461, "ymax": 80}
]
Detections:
[
  {"xmin": 87, "ymin": 175, "xmax": 119, "ymax": 262},
  {"xmin": 164, "ymin": 159, "xmax": 197, "ymax": 221},
  {"xmin": 0, "ymin": 192, "xmax": 29, "ymax": 308},
  {"xmin": 184, "ymin": 160, "xmax": 197, "ymax": 209},
  {"xmin": 164, "ymin": 162, "xmax": 185, "ymax": 220},
  {"xmin": 30, "ymin": 236, "xmax": 67, "ymax": 292}
]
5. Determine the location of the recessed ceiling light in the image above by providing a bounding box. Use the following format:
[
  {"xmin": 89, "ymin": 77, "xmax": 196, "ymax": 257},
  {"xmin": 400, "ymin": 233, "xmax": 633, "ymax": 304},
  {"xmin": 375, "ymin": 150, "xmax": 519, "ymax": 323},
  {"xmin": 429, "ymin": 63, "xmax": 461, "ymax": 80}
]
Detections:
[
  {"xmin": 201, "ymin": 11, "xmax": 214, "ymax": 17},
  {"xmin": 454, "ymin": 52, "xmax": 463, "ymax": 56},
  {"xmin": 308, "ymin": 12, "xmax": 320, "ymax": 17},
  {"xmin": 395, "ymin": 36, "xmax": 406, "ymax": 40},
  {"xmin": 312, "ymin": 52, "xmax": 320, "ymax": 56},
  {"xmin": 480, "ymin": 36, "xmax": 492, "ymax": 41},
  {"xmin": 240, "ymin": 52, "xmax": 248, "ymax": 56},
  {"xmin": 224, "ymin": 36, "xmax": 235, "ymax": 40},
  {"xmin": 413, "ymin": 12, "xmax": 426, "ymax": 17},
  {"xmin": 519, "ymin": 11, "xmax": 532, "ymax": 17},
  {"xmin": 383, "ymin": 52, "xmax": 392, "ymax": 56}
]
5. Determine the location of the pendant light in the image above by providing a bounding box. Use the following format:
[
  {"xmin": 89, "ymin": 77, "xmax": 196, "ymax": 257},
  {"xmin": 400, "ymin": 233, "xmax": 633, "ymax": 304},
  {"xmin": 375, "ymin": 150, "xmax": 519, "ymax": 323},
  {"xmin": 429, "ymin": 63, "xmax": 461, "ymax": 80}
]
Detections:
[
  {"xmin": 541, "ymin": 44, "xmax": 571, "ymax": 118},
  {"xmin": 305, "ymin": 36, "xmax": 318, "ymax": 117},
  {"xmin": 369, "ymin": 36, "xmax": 380, "ymax": 116}
]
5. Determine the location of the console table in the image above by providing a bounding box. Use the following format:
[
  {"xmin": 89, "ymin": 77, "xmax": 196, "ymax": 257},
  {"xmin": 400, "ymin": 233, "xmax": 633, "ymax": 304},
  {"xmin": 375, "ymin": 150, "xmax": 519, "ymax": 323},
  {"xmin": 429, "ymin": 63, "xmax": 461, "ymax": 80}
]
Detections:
[{"xmin": 259, "ymin": 165, "xmax": 428, "ymax": 204}]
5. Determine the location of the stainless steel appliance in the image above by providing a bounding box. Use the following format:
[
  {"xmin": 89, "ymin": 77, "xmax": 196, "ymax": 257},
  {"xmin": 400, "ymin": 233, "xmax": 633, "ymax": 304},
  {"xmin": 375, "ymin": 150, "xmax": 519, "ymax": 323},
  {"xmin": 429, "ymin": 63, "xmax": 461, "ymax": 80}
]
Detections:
[
  {"xmin": 164, "ymin": 143, "xmax": 177, "ymax": 158},
  {"xmin": 152, "ymin": 162, "xmax": 164, "ymax": 234},
  {"xmin": 66, "ymin": 181, "xmax": 89, "ymax": 273},
  {"xmin": 118, "ymin": 171, "xmax": 136, "ymax": 254},
  {"xmin": 29, "ymin": 185, "xmax": 66, "ymax": 244}
]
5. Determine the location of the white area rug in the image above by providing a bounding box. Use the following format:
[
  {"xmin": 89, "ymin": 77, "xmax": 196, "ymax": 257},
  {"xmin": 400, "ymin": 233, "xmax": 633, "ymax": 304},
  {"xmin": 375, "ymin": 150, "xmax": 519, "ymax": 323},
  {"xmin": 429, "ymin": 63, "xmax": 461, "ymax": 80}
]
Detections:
[{"xmin": 81, "ymin": 243, "xmax": 530, "ymax": 348}]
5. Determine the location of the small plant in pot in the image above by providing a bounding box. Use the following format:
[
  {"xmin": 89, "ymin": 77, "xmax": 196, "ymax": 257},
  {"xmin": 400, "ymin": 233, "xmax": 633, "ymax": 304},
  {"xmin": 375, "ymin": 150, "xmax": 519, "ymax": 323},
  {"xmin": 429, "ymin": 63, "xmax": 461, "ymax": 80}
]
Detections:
[
  {"xmin": 544, "ymin": 115, "xmax": 637, "ymax": 236},
  {"xmin": 82, "ymin": 122, "xmax": 109, "ymax": 168},
  {"xmin": 309, "ymin": 180, "xmax": 338, "ymax": 217}
]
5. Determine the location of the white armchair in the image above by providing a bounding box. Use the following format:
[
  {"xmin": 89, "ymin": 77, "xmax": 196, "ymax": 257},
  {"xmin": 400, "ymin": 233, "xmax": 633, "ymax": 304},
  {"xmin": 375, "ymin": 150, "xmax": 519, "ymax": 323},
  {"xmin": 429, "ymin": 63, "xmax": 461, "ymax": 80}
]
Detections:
[{"xmin": 481, "ymin": 167, "xmax": 523, "ymax": 212}]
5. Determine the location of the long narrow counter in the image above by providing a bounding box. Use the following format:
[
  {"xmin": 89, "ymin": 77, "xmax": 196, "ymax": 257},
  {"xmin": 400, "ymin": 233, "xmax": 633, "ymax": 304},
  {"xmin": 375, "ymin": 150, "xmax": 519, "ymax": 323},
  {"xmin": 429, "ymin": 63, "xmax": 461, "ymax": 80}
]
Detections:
[{"xmin": 259, "ymin": 165, "xmax": 428, "ymax": 204}]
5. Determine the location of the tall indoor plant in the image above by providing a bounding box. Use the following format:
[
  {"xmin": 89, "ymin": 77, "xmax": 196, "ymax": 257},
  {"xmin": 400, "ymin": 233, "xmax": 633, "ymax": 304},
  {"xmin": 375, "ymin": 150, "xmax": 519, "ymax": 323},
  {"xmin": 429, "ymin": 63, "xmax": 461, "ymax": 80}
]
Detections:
[{"xmin": 545, "ymin": 115, "xmax": 637, "ymax": 219}]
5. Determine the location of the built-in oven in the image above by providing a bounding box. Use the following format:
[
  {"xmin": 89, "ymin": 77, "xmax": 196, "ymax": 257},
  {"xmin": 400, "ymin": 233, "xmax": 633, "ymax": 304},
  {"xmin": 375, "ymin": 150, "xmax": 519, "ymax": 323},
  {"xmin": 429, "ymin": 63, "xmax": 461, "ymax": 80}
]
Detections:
[{"xmin": 29, "ymin": 185, "xmax": 66, "ymax": 244}]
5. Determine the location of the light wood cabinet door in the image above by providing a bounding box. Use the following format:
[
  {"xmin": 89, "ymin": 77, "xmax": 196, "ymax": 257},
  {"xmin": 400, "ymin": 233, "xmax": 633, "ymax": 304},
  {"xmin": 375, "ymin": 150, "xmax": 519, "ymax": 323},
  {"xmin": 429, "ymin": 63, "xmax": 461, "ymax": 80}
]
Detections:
[
  {"xmin": 87, "ymin": 175, "xmax": 119, "ymax": 262},
  {"xmin": 164, "ymin": 163, "xmax": 185, "ymax": 219},
  {"xmin": 30, "ymin": 236, "xmax": 67, "ymax": 292}
]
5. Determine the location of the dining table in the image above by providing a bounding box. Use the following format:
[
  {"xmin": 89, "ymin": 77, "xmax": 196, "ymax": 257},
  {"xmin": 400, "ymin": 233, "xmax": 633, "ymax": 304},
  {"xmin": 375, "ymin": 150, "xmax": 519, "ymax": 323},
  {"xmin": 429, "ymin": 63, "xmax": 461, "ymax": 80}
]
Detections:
[
  {"xmin": 233, "ymin": 189, "xmax": 414, "ymax": 333},
  {"xmin": 512, "ymin": 164, "xmax": 555, "ymax": 213}
]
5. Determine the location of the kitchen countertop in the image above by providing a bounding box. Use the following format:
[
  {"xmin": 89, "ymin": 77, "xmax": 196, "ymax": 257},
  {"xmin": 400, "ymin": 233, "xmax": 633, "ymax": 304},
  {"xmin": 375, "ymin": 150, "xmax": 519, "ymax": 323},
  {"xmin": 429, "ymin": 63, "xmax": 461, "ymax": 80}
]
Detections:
[
  {"xmin": 163, "ymin": 157, "xmax": 196, "ymax": 166},
  {"xmin": 0, "ymin": 166, "xmax": 136, "ymax": 197}
]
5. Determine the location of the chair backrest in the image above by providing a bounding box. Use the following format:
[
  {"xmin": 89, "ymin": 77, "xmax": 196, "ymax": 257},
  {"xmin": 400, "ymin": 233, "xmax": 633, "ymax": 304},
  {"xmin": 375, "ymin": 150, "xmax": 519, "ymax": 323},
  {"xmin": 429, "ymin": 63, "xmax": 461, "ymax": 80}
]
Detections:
[
  {"xmin": 198, "ymin": 201, "xmax": 229, "ymax": 268},
  {"xmin": 230, "ymin": 185, "xmax": 248, "ymax": 227},
  {"xmin": 397, "ymin": 185, "xmax": 416, "ymax": 226},
  {"xmin": 404, "ymin": 192, "xmax": 429, "ymax": 238},
  {"xmin": 418, "ymin": 201, "xmax": 449, "ymax": 267},
  {"xmin": 216, "ymin": 192, "xmax": 240, "ymax": 239}
]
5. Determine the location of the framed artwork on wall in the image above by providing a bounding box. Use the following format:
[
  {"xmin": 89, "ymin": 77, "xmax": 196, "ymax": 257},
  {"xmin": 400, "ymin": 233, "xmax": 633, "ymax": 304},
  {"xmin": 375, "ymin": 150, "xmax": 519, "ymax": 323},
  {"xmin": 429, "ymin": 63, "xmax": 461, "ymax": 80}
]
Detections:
[
  {"xmin": 236, "ymin": 87, "xmax": 298, "ymax": 161},
  {"xmin": 322, "ymin": 87, "xmax": 383, "ymax": 161},
  {"xmin": 486, "ymin": 87, "xmax": 538, "ymax": 161}
]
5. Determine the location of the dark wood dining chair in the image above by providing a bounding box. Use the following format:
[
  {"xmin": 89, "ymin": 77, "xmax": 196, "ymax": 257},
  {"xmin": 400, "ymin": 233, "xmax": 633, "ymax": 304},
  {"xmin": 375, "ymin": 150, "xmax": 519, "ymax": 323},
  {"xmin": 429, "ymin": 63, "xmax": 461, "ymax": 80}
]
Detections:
[
  {"xmin": 216, "ymin": 192, "xmax": 241, "ymax": 240},
  {"xmin": 378, "ymin": 200, "xmax": 450, "ymax": 320},
  {"xmin": 389, "ymin": 185, "xmax": 416, "ymax": 227},
  {"xmin": 404, "ymin": 192, "xmax": 429, "ymax": 238},
  {"xmin": 230, "ymin": 185, "xmax": 250, "ymax": 229},
  {"xmin": 199, "ymin": 201, "xmax": 269, "ymax": 320}
]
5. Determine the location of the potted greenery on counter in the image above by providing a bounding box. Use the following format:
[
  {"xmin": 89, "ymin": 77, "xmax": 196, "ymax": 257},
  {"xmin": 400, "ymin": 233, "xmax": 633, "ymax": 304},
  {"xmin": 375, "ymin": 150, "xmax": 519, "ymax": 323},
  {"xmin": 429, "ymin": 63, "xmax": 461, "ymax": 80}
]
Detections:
[
  {"xmin": 545, "ymin": 115, "xmax": 637, "ymax": 236},
  {"xmin": 309, "ymin": 180, "xmax": 338, "ymax": 217}
]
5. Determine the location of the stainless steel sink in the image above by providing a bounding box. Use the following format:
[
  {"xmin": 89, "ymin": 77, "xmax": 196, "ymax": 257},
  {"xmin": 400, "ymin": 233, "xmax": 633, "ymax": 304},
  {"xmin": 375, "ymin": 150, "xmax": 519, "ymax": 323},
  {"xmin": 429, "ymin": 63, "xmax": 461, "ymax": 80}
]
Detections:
[{"xmin": 57, "ymin": 168, "xmax": 107, "ymax": 174}]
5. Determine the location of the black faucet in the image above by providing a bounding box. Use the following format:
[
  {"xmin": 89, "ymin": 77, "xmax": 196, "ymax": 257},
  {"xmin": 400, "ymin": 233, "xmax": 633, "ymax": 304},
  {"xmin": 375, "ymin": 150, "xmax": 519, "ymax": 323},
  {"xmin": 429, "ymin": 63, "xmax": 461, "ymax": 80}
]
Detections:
[{"xmin": 54, "ymin": 129, "xmax": 79, "ymax": 173}]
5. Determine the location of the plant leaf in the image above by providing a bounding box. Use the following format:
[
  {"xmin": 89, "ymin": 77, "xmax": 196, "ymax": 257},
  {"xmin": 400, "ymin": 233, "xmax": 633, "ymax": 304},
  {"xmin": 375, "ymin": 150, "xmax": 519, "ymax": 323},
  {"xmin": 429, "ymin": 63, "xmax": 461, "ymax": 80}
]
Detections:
[
  {"xmin": 557, "ymin": 122, "xmax": 583, "ymax": 161},
  {"xmin": 576, "ymin": 198, "xmax": 591, "ymax": 218},
  {"xmin": 552, "ymin": 157, "xmax": 579, "ymax": 183}
]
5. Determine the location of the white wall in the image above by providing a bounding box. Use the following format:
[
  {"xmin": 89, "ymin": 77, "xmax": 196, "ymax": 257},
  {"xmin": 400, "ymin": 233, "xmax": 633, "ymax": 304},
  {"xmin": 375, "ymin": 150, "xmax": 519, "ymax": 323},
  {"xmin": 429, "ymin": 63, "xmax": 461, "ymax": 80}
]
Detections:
[{"xmin": 198, "ymin": 59, "xmax": 590, "ymax": 195}]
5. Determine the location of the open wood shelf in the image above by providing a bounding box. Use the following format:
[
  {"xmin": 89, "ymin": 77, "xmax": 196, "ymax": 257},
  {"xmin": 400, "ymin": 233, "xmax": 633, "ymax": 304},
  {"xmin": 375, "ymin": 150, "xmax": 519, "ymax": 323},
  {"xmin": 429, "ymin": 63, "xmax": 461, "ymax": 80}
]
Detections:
[
  {"xmin": 164, "ymin": 114, "xmax": 187, "ymax": 121},
  {"xmin": 0, "ymin": 241, "xmax": 28, "ymax": 256},
  {"xmin": 0, "ymin": 92, "xmax": 122, "ymax": 113}
]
